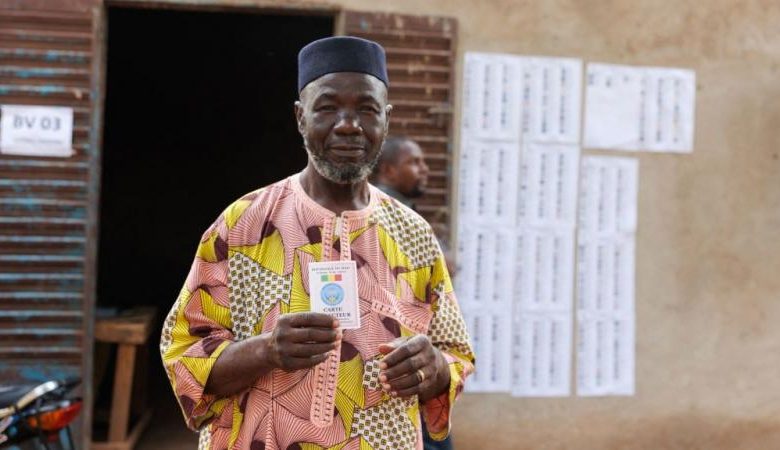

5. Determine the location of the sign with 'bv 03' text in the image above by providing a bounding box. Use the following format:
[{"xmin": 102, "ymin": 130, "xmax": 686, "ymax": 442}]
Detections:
[{"xmin": 0, "ymin": 105, "xmax": 74, "ymax": 157}]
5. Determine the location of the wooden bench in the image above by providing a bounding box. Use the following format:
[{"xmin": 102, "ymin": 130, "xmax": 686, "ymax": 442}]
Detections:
[{"xmin": 91, "ymin": 307, "xmax": 156, "ymax": 450}]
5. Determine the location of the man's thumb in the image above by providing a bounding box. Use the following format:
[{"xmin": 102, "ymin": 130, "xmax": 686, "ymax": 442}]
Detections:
[{"xmin": 378, "ymin": 343, "xmax": 395, "ymax": 355}]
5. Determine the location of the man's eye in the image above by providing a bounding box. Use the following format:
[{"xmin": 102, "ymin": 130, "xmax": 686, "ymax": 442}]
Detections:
[
  {"xmin": 360, "ymin": 106, "xmax": 379, "ymax": 114},
  {"xmin": 316, "ymin": 105, "xmax": 337, "ymax": 112}
]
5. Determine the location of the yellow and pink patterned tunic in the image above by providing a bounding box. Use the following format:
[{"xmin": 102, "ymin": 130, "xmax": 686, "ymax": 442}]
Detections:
[{"xmin": 160, "ymin": 174, "xmax": 474, "ymax": 450}]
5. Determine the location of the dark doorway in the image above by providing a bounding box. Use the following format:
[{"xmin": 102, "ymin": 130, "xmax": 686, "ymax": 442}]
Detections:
[{"xmin": 97, "ymin": 7, "xmax": 333, "ymax": 445}]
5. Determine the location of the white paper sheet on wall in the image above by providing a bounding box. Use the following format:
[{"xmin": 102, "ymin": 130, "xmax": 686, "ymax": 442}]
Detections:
[
  {"xmin": 519, "ymin": 57, "xmax": 583, "ymax": 144},
  {"xmin": 462, "ymin": 311, "xmax": 513, "ymax": 392},
  {"xmin": 576, "ymin": 316, "xmax": 635, "ymax": 396},
  {"xmin": 461, "ymin": 54, "xmax": 523, "ymax": 142},
  {"xmin": 456, "ymin": 226, "xmax": 517, "ymax": 312},
  {"xmin": 583, "ymin": 63, "xmax": 696, "ymax": 152},
  {"xmin": 511, "ymin": 312, "xmax": 573, "ymax": 397},
  {"xmin": 458, "ymin": 141, "xmax": 520, "ymax": 224},
  {"xmin": 576, "ymin": 156, "xmax": 638, "ymax": 396},
  {"xmin": 577, "ymin": 155, "xmax": 639, "ymax": 235},
  {"xmin": 515, "ymin": 229, "xmax": 575, "ymax": 312},
  {"xmin": 517, "ymin": 143, "xmax": 581, "ymax": 228},
  {"xmin": 576, "ymin": 236, "xmax": 635, "ymax": 314}
]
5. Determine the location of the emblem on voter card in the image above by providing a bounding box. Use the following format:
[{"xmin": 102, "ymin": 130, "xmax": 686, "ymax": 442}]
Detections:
[
  {"xmin": 321, "ymin": 282, "xmax": 344, "ymax": 306},
  {"xmin": 308, "ymin": 261, "xmax": 361, "ymax": 329}
]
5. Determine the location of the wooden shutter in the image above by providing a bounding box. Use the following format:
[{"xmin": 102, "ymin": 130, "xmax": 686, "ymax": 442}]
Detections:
[
  {"xmin": 340, "ymin": 11, "xmax": 457, "ymax": 235},
  {"xmin": 0, "ymin": 6, "xmax": 100, "ymax": 445}
]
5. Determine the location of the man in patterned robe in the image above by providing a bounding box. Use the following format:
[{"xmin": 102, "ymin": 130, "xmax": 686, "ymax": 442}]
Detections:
[{"xmin": 160, "ymin": 36, "xmax": 474, "ymax": 450}]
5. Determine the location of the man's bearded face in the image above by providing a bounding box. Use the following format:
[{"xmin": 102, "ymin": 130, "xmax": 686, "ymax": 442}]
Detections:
[{"xmin": 296, "ymin": 72, "xmax": 391, "ymax": 184}]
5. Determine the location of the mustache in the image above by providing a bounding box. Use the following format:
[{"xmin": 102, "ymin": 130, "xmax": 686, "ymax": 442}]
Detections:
[{"xmin": 326, "ymin": 139, "xmax": 367, "ymax": 148}]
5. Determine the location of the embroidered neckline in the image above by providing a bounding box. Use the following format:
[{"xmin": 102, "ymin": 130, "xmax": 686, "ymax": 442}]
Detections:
[{"xmin": 290, "ymin": 173, "xmax": 378, "ymax": 220}]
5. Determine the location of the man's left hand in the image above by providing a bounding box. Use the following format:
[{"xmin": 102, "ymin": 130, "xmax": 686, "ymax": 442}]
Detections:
[{"xmin": 378, "ymin": 335, "xmax": 450, "ymax": 402}]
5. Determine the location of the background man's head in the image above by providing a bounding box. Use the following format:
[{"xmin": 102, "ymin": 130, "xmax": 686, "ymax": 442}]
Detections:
[
  {"xmin": 374, "ymin": 136, "xmax": 429, "ymax": 198},
  {"xmin": 294, "ymin": 36, "xmax": 392, "ymax": 184}
]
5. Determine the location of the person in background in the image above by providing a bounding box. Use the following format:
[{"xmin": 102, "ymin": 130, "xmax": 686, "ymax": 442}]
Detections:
[
  {"xmin": 373, "ymin": 136, "xmax": 430, "ymax": 211},
  {"xmin": 373, "ymin": 136, "xmax": 455, "ymax": 450}
]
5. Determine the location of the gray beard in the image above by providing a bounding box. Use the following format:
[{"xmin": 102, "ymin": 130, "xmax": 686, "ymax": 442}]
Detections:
[{"xmin": 305, "ymin": 142, "xmax": 381, "ymax": 184}]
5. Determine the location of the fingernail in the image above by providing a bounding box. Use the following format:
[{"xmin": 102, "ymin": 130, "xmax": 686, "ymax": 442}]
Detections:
[
  {"xmin": 379, "ymin": 362, "xmax": 387, "ymax": 369},
  {"xmin": 333, "ymin": 319, "xmax": 340, "ymax": 328},
  {"xmin": 382, "ymin": 383, "xmax": 390, "ymax": 391},
  {"xmin": 379, "ymin": 375, "xmax": 387, "ymax": 382}
]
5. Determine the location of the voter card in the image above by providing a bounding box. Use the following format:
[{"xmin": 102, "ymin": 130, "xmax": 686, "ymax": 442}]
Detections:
[{"xmin": 308, "ymin": 261, "xmax": 361, "ymax": 329}]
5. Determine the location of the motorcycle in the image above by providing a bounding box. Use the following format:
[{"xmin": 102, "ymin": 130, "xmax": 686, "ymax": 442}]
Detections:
[{"xmin": 0, "ymin": 378, "xmax": 81, "ymax": 450}]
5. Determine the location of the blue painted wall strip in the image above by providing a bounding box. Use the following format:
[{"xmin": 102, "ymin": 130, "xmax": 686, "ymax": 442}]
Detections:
[
  {"xmin": 0, "ymin": 310, "xmax": 82, "ymax": 318},
  {"xmin": 0, "ymin": 329, "xmax": 81, "ymax": 336},
  {"xmin": 0, "ymin": 236, "xmax": 86, "ymax": 243},
  {"xmin": 0, "ymin": 255, "xmax": 83, "ymax": 262},
  {"xmin": 0, "ymin": 66, "xmax": 89, "ymax": 78},
  {"xmin": 0, "ymin": 160, "xmax": 90, "ymax": 169},
  {"xmin": 0, "ymin": 180, "xmax": 87, "ymax": 187},
  {"xmin": 0, "ymin": 292, "xmax": 82, "ymax": 300},
  {"xmin": 0, "ymin": 198, "xmax": 87, "ymax": 206},
  {"xmin": 0, "ymin": 217, "xmax": 86, "ymax": 224},
  {"xmin": 0, "ymin": 49, "xmax": 89, "ymax": 63},
  {"xmin": 1, "ymin": 348, "xmax": 82, "ymax": 354},
  {"xmin": 0, "ymin": 273, "xmax": 84, "ymax": 281}
]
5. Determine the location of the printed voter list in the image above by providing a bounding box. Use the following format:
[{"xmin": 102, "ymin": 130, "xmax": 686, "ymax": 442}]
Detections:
[{"xmin": 308, "ymin": 261, "xmax": 361, "ymax": 329}]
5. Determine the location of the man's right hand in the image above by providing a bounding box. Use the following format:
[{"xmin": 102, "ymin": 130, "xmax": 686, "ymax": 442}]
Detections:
[
  {"xmin": 267, "ymin": 312, "xmax": 341, "ymax": 371},
  {"xmin": 205, "ymin": 312, "xmax": 340, "ymax": 396}
]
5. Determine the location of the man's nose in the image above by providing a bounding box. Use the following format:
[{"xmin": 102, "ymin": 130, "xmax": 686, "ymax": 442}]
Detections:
[{"xmin": 333, "ymin": 111, "xmax": 361, "ymax": 134}]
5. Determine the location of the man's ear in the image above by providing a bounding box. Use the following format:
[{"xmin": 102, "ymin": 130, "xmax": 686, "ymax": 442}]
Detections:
[
  {"xmin": 383, "ymin": 104, "xmax": 393, "ymax": 140},
  {"xmin": 381, "ymin": 161, "xmax": 397, "ymax": 181},
  {"xmin": 294, "ymin": 100, "xmax": 304, "ymax": 134}
]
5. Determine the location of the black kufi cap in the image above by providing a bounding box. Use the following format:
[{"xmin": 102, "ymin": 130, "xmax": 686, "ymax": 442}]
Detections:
[{"xmin": 297, "ymin": 36, "xmax": 389, "ymax": 93}]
